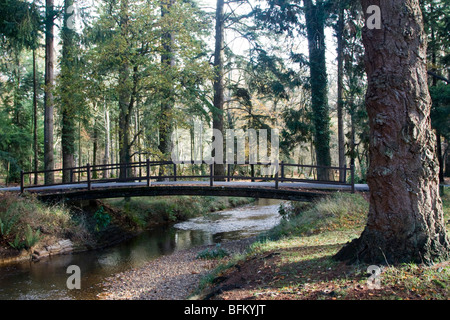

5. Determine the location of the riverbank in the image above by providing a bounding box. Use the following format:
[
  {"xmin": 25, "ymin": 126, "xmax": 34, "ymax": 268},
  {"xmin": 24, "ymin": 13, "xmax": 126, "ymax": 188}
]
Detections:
[
  {"xmin": 98, "ymin": 237, "xmax": 257, "ymax": 300},
  {"xmin": 0, "ymin": 192, "xmax": 254, "ymax": 265},
  {"xmin": 196, "ymin": 190, "xmax": 450, "ymax": 300}
]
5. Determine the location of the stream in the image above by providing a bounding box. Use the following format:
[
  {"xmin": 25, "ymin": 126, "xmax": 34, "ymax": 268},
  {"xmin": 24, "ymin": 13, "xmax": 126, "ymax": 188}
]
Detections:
[{"xmin": 0, "ymin": 198, "xmax": 283, "ymax": 300}]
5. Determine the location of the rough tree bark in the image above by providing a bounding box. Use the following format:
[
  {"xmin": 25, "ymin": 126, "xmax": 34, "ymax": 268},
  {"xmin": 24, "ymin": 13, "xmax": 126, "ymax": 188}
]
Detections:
[{"xmin": 334, "ymin": 0, "xmax": 450, "ymax": 264}]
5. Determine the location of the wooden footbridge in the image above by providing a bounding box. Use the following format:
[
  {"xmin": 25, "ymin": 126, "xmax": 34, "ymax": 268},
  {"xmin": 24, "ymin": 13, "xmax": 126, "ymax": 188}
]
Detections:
[{"xmin": 4, "ymin": 160, "xmax": 367, "ymax": 202}]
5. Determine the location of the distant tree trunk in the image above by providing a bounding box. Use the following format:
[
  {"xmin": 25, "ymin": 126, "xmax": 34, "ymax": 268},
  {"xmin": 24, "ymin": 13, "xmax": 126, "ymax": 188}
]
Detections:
[
  {"xmin": 61, "ymin": 0, "xmax": 76, "ymax": 183},
  {"xmin": 445, "ymin": 141, "xmax": 450, "ymax": 177},
  {"xmin": 437, "ymin": 133, "xmax": 444, "ymax": 183},
  {"xmin": 44, "ymin": 0, "xmax": 55, "ymax": 184},
  {"xmin": 304, "ymin": 0, "xmax": 332, "ymax": 181},
  {"xmin": 92, "ymin": 113, "xmax": 98, "ymax": 179},
  {"xmin": 334, "ymin": 0, "xmax": 450, "ymax": 264},
  {"xmin": 213, "ymin": 0, "xmax": 225, "ymax": 179},
  {"xmin": 158, "ymin": 0, "xmax": 175, "ymax": 179},
  {"xmin": 336, "ymin": 3, "xmax": 346, "ymax": 181}
]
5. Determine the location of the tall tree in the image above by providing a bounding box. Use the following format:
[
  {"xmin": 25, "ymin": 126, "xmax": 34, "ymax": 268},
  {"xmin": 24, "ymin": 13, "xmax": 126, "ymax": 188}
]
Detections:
[
  {"xmin": 117, "ymin": 0, "xmax": 133, "ymax": 179},
  {"xmin": 335, "ymin": 0, "xmax": 450, "ymax": 264},
  {"xmin": 303, "ymin": 0, "xmax": 331, "ymax": 180},
  {"xmin": 158, "ymin": 0, "xmax": 175, "ymax": 178},
  {"xmin": 44, "ymin": 0, "xmax": 55, "ymax": 184},
  {"xmin": 255, "ymin": 0, "xmax": 332, "ymax": 180},
  {"xmin": 212, "ymin": 0, "xmax": 225, "ymax": 177},
  {"xmin": 60, "ymin": 0, "xmax": 77, "ymax": 183},
  {"xmin": 335, "ymin": 1, "xmax": 346, "ymax": 181}
]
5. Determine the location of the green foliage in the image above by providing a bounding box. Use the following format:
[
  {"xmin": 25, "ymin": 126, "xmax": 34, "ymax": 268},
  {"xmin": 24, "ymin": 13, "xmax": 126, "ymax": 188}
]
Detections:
[
  {"xmin": 430, "ymin": 83, "xmax": 450, "ymax": 139},
  {"xmin": 0, "ymin": 0, "xmax": 41, "ymax": 50},
  {"xmin": 0, "ymin": 193, "xmax": 92, "ymax": 250},
  {"xmin": 24, "ymin": 225, "xmax": 40, "ymax": 248},
  {"xmin": 0, "ymin": 210, "xmax": 19, "ymax": 237},
  {"xmin": 93, "ymin": 206, "xmax": 111, "ymax": 231},
  {"xmin": 196, "ymin": 244, "xmax": 229, "ymax": 260},
  {"xmin": 8, "ymin": 233, "xmax": 24, "ymax": 250}
]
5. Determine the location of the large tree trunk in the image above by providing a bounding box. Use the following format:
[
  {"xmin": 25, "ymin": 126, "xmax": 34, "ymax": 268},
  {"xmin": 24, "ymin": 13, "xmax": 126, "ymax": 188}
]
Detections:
[
  {"xmin": 304, "ymin": 0, "xmax": 332, "ymax": 181},
  {"xmin": 212, "ymin": 0, "xmax": 225, "ymax": 178},
  {"xmin": 61, "ymin": 0, "xmax": 76, "ymax": 183},
  {"xmin": 44, "ymin": 0, "xmax": 55, "ymax": 184},
  {"xmin": 334, "ymin": 0, "xmax": 450, "ymax": 265}
]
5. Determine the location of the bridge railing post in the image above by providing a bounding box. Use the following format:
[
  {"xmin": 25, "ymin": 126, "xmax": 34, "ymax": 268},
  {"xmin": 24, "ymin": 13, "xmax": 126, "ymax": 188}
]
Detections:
[
  {"xmin": 146, "ymin": 159, "xmax": 151, "ymax": 187},
  {"xmin": 275, "ymin": 163, "xmax": 279, "ymax": 189},
  {"xmin": 280, "ymin": 161, "xmax": 284, "ymax": 182},
  {"xmin": 20, "ymin": 170, "xmax": 24, "ymax": 194},
  {"xmin": 173, "ymin": 163, "xmax": 177, "ymax": 182},
  {"xmin": 343, "ymin": 164, "xmax": 347, "ymax": 183},
  {"xmin": 87, "ymin": 163, "xmax": 91, "ymax": 191},
  {"xmin": 210, "ymin": 161, "xmax": 214, "ymax": 187},
  {"xmin": 227, "ymin": 164, "xmax": 231, "ymax": 182}
]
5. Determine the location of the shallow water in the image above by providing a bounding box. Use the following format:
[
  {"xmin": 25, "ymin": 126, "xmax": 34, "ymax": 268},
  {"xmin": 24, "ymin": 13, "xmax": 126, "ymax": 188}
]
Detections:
[{"xmin": 0, "ymin": 198, "xmax": 283, "ymax": 300}]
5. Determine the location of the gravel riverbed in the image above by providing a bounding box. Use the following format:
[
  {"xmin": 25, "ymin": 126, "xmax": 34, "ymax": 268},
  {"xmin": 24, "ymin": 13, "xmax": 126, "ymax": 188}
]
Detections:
[{"xmin": 97, "ymin": 237, "xmax": 257, "ymax": 300}]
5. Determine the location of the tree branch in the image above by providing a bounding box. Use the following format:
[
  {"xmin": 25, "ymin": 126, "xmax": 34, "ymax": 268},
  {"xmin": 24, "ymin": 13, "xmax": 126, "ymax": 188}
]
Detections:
[{"xmin": 428, "ymin": 70, "xmax": 450, "ymax": 84}]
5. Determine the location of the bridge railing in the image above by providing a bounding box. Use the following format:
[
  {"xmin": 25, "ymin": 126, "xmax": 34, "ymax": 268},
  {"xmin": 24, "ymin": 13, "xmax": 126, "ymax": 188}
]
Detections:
[{"xmin": 20, "ymin": 160, "xmax": 355, "ymax": 194}]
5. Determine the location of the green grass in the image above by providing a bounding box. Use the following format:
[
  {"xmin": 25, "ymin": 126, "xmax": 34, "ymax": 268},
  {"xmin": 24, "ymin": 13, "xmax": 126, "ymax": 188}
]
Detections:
[
  {"xmin": 0, "ymin": 192, "xmax": 90, "ymax": 251},
  {"xmin": 262, "ymin": 192, "xmax": 369, "ymax": 241}
]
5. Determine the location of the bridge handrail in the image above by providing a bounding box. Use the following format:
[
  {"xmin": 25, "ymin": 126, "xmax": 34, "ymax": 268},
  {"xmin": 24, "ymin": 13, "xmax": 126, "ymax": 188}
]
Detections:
[{"xmin": 20, "ymin": 160, "xmax": 355, "ymax": 194}]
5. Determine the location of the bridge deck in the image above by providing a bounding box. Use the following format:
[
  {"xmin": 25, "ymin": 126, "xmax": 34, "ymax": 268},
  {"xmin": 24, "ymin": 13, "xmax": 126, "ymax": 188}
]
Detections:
[{"xmin": 0, "ymin": 181, "xmax": 369, "ymax": 202}]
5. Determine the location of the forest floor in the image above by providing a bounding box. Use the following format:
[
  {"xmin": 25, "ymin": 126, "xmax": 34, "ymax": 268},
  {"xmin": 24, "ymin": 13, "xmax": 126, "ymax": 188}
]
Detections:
[{"xmin": 194, "ymin": 189, "xmax": 450, "ymax": 301}]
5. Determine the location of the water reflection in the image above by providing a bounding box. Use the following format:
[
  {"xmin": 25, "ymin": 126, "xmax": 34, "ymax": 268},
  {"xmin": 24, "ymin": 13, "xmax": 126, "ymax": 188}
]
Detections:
[{"xmin": 0, "ymin": 199, "xmax": 283, "ymax": 300}]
